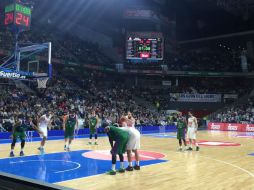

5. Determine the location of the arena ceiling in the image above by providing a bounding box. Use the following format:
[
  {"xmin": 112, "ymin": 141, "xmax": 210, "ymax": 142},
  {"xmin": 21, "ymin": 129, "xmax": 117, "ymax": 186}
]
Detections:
[{"xmin": 2, "ymin": 0, "xmax": 254, "ymax": 41}]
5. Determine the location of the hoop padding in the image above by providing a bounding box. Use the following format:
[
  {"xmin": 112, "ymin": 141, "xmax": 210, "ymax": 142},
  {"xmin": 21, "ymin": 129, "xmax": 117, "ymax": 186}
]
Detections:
[{"xmin": 37, "ymin": 77, "xmax": 49, "ymax": 88}]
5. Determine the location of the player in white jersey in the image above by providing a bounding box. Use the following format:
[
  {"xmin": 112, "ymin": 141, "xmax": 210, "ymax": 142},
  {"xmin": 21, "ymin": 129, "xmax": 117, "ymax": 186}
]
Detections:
[
  {"xmin": 121, "ymin": 112, "xmax": 141, "ymax": 171},
  {"xmin": 37, "ymin": 111, "xmax": 52, "ymax": 154},
  {"xmin": 186, "ymin": 112, "xmax": 199, "ymax": 151}
]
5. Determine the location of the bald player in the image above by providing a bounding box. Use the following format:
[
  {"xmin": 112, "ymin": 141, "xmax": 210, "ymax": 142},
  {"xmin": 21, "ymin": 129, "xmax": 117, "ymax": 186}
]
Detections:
[{"xmin": 186, "ymin": 112, "xmax": 199, "ymax": 151}]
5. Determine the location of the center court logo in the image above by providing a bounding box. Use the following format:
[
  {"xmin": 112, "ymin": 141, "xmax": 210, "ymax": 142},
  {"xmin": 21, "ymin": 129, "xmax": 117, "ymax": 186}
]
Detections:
[
  {"xmin": 82, "ymin": 150, "xmax": 166, "ymax": 161},
  {"xmin": 197, "ymin": 140, "xmax": 241, "ymax": 146}
]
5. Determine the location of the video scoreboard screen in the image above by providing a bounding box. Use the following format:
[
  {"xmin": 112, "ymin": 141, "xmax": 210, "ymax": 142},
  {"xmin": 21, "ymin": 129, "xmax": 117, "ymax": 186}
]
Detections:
[{"xmin": 126, "ymin": 32, "xmax": 164, "ymax": 61}]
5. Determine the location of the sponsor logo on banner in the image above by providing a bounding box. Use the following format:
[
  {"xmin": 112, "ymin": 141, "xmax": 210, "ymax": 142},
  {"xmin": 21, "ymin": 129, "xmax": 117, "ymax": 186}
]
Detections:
[
  {"xmin": 208, "ymin": 122, "xmax": 254, "ymax": 132},
  {"xmin": 0, "ymin": 71, "xmax": 25, "ymax": 79},
  {"xmin": 246, "ymin": 125, "xmax": 254, "ymax": 132},
  {"xmin": 211, "ymin": 123, "xmax": 221, "ymax": 130},
  {"xmin": 208, "ymin": 122, "xmax": 224, "ymax": 130},
  {"xmin": 170, "ymin": 93, "xmax": 221, "ymax": 102},
  {"xmin": 224, "ymin": 94, "xmax": 238, "ymax": 99},
  {"xmin": 227, "ymin": 124, "xmax": 239, "ymax": 131}
]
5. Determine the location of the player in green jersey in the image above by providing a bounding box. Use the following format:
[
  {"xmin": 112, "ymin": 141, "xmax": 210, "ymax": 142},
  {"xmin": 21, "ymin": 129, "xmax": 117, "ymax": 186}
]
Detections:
[
  {"xmin": 104, "ymin": 123, "xmax": 129, "ymax": 175},
  {"xmin": 63, "ymin": 110, "xmax": 78, "ymax": 151},
  {"xmin": 88, "ymin": 111, "xmax": 99, "ymax": 145},
  {"xmin": 10, "ymin": 115, "xmax": 35, "ymax": 157},
  {"xmin": 176, "ymin": 112, "xmax": 187, "ymax": 151}
]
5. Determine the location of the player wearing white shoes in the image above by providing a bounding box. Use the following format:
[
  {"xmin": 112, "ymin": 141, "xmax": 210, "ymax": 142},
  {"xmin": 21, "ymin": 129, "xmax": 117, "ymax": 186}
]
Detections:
[
  {"xmin": 186, "ymin": 112, "xmax": 199, "ymax": 151},
  {"xmin": 122, "ymin": 112, "xmax": 141, "ymax": 171},
  {"xmin": 37, "ymin": 111, "xmax": 53, "ymax": 154}
]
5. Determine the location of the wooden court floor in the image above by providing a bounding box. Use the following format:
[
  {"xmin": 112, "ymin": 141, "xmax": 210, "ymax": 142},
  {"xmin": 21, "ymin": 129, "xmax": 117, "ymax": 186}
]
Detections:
[{"xmin": 0, "ymin": 131, "xmax": 253, "ymax": 190}]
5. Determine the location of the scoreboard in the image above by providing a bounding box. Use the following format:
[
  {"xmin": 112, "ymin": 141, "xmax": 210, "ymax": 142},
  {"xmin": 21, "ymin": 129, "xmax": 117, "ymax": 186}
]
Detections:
[
  {"xmin": 126, "ymin": 32, "xmax": 164, "ymax": 61},
  {"xmin": 4, "ymin": 3, "xmax": 32, "ymax": 31}
]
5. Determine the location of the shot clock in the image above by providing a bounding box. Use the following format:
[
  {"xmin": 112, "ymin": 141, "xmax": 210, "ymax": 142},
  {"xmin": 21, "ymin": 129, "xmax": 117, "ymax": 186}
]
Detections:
[{"xmin": 4, "ymin": 3, "xmax": 32, "ymax": 31}]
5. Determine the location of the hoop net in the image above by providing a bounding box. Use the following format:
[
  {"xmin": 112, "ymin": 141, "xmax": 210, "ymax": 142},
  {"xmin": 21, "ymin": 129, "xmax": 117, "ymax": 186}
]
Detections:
[{"xmin": 37, "ymin": 77, "xmax": 49, "ymax": 88}]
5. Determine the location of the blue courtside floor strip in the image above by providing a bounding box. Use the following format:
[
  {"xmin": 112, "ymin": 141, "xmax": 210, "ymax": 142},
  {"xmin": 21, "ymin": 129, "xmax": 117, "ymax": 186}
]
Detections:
[
  {"xmin": 0, "ymin": 129, "xmax": 178, "ymax": 144},
  {"xmin": 143, "ymin": 133, "xmax": 177, "ymax": 138},
  {"xmin": 0, "ymin": 135, "xmax": 107, "ymax": 144},
  {"xmin": 0, "ymin": 150, "xmax": 167, "ymax": 183}
]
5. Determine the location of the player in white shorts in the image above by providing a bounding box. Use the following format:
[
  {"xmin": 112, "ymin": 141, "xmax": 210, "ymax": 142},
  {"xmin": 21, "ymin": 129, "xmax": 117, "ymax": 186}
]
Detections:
[
  {"xmin": 187, "ymin": 112, "xmax": 199, "ymax": 151},
  {"xmin": 120, "ymin": 112, "xmax": 141, "ymax": 171},
  {"xmin": 37, "ymin": 111, "xmax": 52, "ymax": 154}
]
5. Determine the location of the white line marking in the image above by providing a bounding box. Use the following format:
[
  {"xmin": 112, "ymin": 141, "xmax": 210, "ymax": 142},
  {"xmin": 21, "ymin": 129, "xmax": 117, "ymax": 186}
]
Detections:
[
  {"xmin": 173, "ymin": 151, "xmax": 254, "ymax": 178},
  {"xmin": 56, "ymin": 159, "xmax": 169, "ymax": 184},
  {"xmin": 199, "ymin": 155, "xmax": 254, "ymax": 178},
  {"xmin": 10, "ymin": 159, "xmax": 81, "ymax": 174}
]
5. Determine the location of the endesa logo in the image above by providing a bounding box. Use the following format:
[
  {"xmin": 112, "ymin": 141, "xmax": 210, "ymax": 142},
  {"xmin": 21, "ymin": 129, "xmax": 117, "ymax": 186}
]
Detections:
[
  {"xmin": 208, "ymin": 122, "xmax": 254, "ymax": 132},
  {"xmin": 227, "ymin": 124, "xmax": 238, "ymax": 131},
  {"xmin": 211, "ymin": 123, "xmax": 221, "ymax": 130},
  {"xmin": 246, "ymin": 125, "xmax": 254, "ymax": 132}
]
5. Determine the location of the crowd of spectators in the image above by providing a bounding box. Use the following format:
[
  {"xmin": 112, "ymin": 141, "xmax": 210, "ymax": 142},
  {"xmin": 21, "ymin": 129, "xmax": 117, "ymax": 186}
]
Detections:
[
  {"xmin": 165, "ymin": 46, "xmax": 244, "ymax": 72},
  {"xmin": 135, "ymin": 77, "xmax": 252, "ymax": 110},
  {"xmin": 0, "ymin": 73, "xmax": 164, "ymax": 132},
  {"xmin": 211, "ymin": 100, "xmax": 254, "ymax": 124},
  {"xmin": 0, "ymin": 26, "xmax": 113, "ymax": 68}
]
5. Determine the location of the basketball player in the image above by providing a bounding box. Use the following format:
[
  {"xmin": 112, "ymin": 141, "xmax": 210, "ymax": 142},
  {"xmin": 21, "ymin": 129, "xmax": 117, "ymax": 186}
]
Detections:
[
  {"xmin": 88, "ymin": 111, "xmax": 99, "ymax": 145},
  {"xmin": 120, "ymin": 115, "xmax": 141, "ymax": 171},
  {"xmin": 104, "ymin": 123, "xmax": 129, "ymax": 175},
  {"xmin": 63, "ymin": 110, "xmax": 78, "ymax": 151},
  {"xmin": 37, "ymin": 111, "xmax": 53, "ymax": 154},
  {"xmin": 186, "ymin": 112, "xmax": 199, "ymax": 151},
  {"xmin": 10, "ymin": 115, "xmax": 40, "ymax": 157},
  {"xmin": 125, "ymin": 111, "xmax": 135, "ymax": 128},
  {"xmin": 9, "ymin": 115, "xmax": 28, "ymax": 157},
  {"xmin": 176, "ymin": 112, "xmax": 187, "ymax": 151}
]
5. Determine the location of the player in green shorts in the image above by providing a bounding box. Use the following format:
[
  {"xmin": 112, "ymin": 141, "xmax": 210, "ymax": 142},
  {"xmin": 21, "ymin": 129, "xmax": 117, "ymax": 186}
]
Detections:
[
  {"xmin": 104, "ymin": 123, "xmax": 129, "ymax": 175},
  {"xmin": 63, "ymin": 110, "xmax": 78, "ymax": 151},
  {"xmin": 88, "ymin": 111, "xmax": 99, "ymax": 145},
  {"xmin": 176, "ymin": 112, "xmax": 187, "ymax": 151},
  {"xmin": 10, "ymin": 115, "xmax": 30, "ymax": 157}
]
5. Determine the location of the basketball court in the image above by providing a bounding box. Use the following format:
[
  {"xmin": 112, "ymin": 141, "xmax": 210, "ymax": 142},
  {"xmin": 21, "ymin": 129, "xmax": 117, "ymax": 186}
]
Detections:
[{"xmin": 0, "ymin": 130, "xmax": 253, "ymax": 190}]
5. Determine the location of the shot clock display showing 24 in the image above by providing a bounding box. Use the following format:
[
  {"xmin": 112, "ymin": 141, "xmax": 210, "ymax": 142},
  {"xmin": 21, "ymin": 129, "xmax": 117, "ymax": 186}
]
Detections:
[{"xmin": 4, "ymin": 3, "xmax": 32, "ymax": 31}]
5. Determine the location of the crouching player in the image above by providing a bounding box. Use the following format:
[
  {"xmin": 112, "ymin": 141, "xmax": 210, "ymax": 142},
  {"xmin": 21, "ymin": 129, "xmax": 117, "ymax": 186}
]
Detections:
[
  {"xmin": 119, "ymin": 116, "xmax": 141, "ymax": 171},
  {"xmin": 104, "ymin": 123, "xmax": 129, "ymax": 175}
]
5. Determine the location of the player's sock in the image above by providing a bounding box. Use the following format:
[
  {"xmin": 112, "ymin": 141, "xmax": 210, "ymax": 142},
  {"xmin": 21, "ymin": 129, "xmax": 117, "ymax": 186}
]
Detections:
[
  {"xmin": 118, "ymin": 163, "xmax": 126, "ymax": 173},
  {"xmin": 112, "ymin": 164, "xmax": 116, "ymax": 171},
  {"xmin": 129, "ymin": 162, "xmax": 133, "ymax": 167},
  {"xmin": 134, "ymin": 161, "xmax": 141, "ymax": 170},
  {"xmin": 120, "ymin": 162, "xmax": 124, "ymax": 169}
]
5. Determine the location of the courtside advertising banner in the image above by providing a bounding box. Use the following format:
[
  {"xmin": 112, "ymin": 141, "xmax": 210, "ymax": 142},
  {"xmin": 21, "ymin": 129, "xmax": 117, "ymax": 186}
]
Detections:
[
  {"xmin": 208, "ymin": 122, "xmax": 254, "ymax": 132},
  {"xmin": 170, "ymin": 93, "xmax": 221, "ymax": 102}
]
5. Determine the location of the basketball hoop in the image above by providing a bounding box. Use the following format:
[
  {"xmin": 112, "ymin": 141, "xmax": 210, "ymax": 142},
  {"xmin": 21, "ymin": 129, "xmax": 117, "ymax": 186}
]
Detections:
[{"xmin": 37, "ymin": 77, "xmax": 49, "ymax": 88}]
